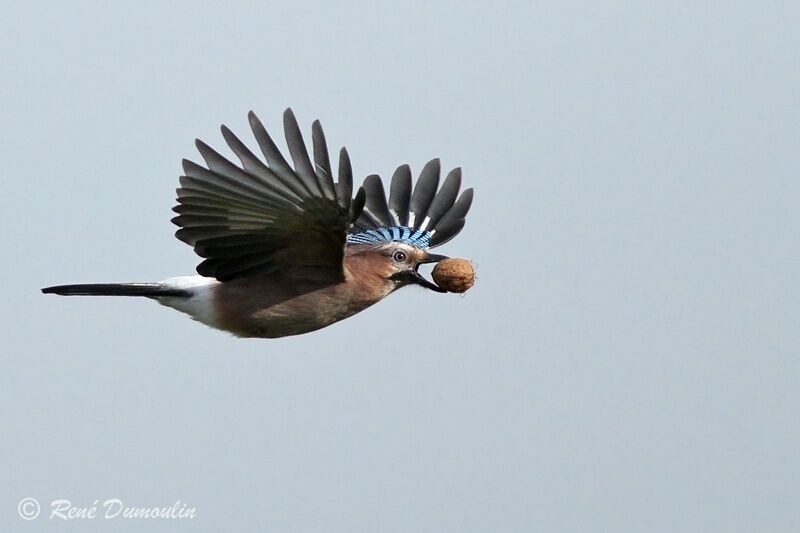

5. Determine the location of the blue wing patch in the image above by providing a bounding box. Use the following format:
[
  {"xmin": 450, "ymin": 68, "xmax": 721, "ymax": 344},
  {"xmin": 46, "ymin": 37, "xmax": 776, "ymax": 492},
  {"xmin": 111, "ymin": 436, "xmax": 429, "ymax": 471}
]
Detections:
[{"xmin": 347, "ymin": 226, "xmax": 432, "ymax": 248}]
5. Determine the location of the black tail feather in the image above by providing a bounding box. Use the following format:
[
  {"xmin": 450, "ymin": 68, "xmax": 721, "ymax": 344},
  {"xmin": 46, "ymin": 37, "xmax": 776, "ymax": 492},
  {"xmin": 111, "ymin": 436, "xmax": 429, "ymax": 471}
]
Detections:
[{"xmin": 41, "ymin": 283, "xmax": 190, "ymax": 297}]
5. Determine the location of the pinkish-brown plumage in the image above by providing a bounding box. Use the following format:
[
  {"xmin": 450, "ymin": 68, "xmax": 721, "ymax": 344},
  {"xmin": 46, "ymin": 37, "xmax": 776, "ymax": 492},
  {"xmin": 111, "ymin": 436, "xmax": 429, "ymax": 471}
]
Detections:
[
  {"xmin": 42, "ymin": 109, "xmax": 473, "ymax": 339},
  {"xmin": 211, "ymin": 254, "xmax": 391, "ymax": 337},
  {"xmin": 208, "ymin": 245, "xmax": 437, "ymax": 337}
]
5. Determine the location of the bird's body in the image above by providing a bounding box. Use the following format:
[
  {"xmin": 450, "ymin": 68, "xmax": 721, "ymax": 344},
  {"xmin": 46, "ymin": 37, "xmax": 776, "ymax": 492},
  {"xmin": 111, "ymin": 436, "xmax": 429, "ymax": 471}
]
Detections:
[
  {"xmin": 157, "ymin": 247, "xmax": 396, "ymax": 337},
  {"xmin": 43, "ymin": 109, "xmax": 473, "ymax": 338},
  {"xmin": 154, "ymin": 274, "xmax": 363, "ymax": 338}
]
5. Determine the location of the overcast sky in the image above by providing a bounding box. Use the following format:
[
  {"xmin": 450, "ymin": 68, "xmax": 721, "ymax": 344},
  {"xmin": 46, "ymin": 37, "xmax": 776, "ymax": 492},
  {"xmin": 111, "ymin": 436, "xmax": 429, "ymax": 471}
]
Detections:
[{"xmin": 2, "ymin": 2, "xmax": 798, "ymax": 532}]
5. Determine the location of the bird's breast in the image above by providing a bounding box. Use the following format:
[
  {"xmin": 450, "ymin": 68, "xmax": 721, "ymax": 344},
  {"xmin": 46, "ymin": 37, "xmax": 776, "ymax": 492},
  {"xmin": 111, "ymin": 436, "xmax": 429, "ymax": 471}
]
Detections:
[{"xmin": 212, "ymin": 275, "xmax": 391, "ymax": 338}]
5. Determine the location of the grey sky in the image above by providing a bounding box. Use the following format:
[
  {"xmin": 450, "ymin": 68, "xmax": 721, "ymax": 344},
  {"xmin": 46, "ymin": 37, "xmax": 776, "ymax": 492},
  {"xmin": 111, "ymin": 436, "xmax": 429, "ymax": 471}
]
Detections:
[{"xmin": 2, "ymin": 2, "xmax": 798, "ymax": 531}]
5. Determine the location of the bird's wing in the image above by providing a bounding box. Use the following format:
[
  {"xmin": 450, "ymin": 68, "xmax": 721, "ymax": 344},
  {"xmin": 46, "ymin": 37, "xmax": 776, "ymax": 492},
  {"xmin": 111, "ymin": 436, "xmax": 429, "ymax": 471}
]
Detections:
[
  {"xmin": 348, "ymin": 159, "xmax": 474, "ymax": 249},
  {"xmin": 172, "ymin": 109, "xmax": 365, "ymax": 283}
]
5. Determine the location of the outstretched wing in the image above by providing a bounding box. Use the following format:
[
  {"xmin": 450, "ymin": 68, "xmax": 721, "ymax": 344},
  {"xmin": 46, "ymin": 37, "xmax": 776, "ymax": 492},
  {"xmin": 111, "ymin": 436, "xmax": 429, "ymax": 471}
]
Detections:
[
  {"xmin": 348, "ymin": 159, "xmax": 474, "ymax": 249},
  {"xmin": 172, "ymin": 109, "xmax": 365, "ymax": 282}
]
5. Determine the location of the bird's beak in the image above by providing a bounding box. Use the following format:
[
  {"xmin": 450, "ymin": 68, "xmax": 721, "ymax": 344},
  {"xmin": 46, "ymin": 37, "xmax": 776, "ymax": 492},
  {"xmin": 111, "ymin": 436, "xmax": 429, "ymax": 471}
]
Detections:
[
  {"xmin": 389, "ymin": 253, "xmax": 448, "ymax": 292},
  {"xmin": 420, "ymin": 253, "xmax": 448, "ymax": 264}
]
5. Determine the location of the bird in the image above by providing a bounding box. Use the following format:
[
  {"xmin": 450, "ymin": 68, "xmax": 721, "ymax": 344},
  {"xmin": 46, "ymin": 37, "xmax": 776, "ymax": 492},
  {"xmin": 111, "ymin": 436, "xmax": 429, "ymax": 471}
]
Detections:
[{"xmin": 42, "ymin": 109, "xmax": 474, "ymax": 338}]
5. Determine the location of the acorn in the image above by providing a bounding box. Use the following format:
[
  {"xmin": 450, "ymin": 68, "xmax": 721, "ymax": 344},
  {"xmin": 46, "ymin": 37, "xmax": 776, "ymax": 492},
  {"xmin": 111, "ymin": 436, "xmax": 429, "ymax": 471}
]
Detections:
[{"xmin": 431, "ymin": 258, "xmax": 475, "ymax": 293}]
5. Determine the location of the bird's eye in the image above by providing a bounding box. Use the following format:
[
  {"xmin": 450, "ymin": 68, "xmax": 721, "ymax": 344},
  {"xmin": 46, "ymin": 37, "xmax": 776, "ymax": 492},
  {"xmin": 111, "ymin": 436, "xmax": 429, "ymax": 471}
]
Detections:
[{"xmin": 392, "ymin": 250, "xmax": 408, "ymax": 262}]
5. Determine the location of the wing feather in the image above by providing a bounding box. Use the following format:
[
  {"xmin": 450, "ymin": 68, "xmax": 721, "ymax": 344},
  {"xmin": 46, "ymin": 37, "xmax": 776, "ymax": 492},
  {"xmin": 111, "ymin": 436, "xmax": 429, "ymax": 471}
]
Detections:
[
  {"xmin": 350, "ymin": 160, "xmax": 472, "ymax": 249},
  {"xmin": 336, "ymin": 147, "xmax": 353, "ymax": 212},
  {"xmin": 388, "ymin": 164, "xmax": 412, "ymax": 226},
  {"xmin": 408, "ymin": 158, "xmax": 440, "ymax": 228},
  {"xmin": 363, "ymin": 174, "xmax": 393, "ymax": 228},
  {"xmin": 429, "ymin": 188, "xmax": 474, "ymax": 247},
  {"xmin": 312, "ymin": 120, "xmax": 337, "ymax": 201},
  {"xmin": 424, "ymin": 167, "xmax": 461, "ymax": 230},
  {"xmin": 283, "ymin": 109, "xmax": 324, "ymax": 197},
  {"xmin": 173, "ymin": 109, "xmax": 353, "ymax": 282}
]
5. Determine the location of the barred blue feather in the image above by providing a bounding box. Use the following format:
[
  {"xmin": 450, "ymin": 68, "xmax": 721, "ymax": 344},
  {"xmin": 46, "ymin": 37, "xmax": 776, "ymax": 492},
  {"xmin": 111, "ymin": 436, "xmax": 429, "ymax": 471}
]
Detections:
[{"xmin": 347, "ymin": 226, "xmax": 432, "ymax": 248}]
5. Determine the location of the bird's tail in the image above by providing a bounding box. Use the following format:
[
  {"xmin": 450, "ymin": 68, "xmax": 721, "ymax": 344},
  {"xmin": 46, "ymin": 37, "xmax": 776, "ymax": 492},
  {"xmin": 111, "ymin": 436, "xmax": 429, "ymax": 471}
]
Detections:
[{"xmin": 41, "ymin": 283, "xmax": 190, "ymax": 297}]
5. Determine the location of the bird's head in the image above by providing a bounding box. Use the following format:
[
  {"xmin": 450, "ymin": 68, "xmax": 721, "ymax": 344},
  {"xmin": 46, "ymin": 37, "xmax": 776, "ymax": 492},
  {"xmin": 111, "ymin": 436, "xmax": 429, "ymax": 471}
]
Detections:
[
  {"xmin": 346, "ymin": 242, "xmax": 448, "ymax": 293},
  {"xmin": 343, "ymin": 158, "xmax": 474, "ymax": 296}
]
